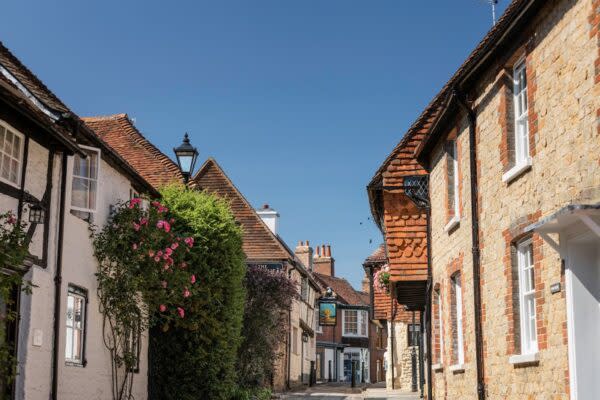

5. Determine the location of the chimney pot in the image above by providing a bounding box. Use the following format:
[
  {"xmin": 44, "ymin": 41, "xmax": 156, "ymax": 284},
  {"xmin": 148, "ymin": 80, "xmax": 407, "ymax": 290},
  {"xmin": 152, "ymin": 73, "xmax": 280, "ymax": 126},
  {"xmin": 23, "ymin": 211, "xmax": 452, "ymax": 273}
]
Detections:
[
  {"xmin": 263, "ymin": 204, "xmax": 269, "ymax": 209},
  {"xmin": 326, "ymin": 245, "xmax": 331, "ymax": 257},
  {"xmin": 306, "ymin": 240, "xmax": 310, "ymax": 246}
]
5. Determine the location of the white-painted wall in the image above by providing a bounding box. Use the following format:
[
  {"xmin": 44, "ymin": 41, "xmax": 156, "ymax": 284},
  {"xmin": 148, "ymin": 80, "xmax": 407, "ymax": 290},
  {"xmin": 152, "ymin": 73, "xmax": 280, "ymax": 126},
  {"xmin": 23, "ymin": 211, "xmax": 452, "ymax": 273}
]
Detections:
[{"xmin": 9, "ymin": 143, "xmax": 149, "ymax": 400}]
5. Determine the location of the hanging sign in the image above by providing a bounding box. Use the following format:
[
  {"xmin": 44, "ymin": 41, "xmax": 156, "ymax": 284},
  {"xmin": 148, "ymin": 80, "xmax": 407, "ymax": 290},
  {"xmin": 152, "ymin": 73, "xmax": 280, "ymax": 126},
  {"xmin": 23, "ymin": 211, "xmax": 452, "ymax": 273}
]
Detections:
[{"xmin": 319, "ymin": 302, "xmax": 337, "ymax": 326}]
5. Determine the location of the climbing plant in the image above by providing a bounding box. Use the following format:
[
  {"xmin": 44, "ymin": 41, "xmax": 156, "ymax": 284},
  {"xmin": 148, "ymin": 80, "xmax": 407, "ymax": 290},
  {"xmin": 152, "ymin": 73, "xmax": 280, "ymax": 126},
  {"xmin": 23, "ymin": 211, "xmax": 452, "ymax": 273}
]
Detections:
[
  {"xmin": 92, "ymin": 198, "xmax": 200, "ymax": 400},
  {"xmin": 0, "ymin": 211, "xmax": 31, "ymax": 396},
  {"xmin": 237, "ymin": 266, "xmax": 298, "ymax": 389}
]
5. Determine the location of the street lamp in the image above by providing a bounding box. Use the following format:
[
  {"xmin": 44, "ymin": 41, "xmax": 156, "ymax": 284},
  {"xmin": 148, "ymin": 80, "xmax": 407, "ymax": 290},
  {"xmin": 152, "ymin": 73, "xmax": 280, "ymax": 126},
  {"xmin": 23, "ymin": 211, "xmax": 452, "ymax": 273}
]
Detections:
[{"xmin": 173, "ymin": 133, "xmax": 199, "ymax": 184}]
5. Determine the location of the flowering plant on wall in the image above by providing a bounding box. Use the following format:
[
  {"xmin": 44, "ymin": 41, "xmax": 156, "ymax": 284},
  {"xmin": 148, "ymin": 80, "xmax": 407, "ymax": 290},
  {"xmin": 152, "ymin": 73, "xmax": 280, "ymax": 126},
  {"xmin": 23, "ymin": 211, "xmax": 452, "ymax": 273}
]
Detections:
[
  {"xmin": 373, "ymin": 264, "xmax": 391, "ymax": 294},
  {"xmin": 92, "ymin": 198, "xmax": 199, "ymax": 399},
  {"xmin": 0, "ymin": 211, "xmax": 31, "ymax": 389}
]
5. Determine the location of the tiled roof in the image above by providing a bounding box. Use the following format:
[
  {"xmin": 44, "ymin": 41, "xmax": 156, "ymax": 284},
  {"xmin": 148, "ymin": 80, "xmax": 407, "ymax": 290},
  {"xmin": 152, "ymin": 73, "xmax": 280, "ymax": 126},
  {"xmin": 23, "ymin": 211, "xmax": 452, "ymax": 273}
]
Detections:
[
  {"xmin": 314, "ymin": 273, "xmax": 367, "ymax": 307},
  {"xmin": 191, "ymin": 158, "xmax": 293, "ymax": 262},
  {"xmin": 364, "ymin": 244, "xmax": 386, "ymax": 265},
  {"xmin": 82, "ymin": 114, "xmax": 183, "ymax": 189},
  {"xmin": 0, "ymin": 41, "xmax": 70, "ymax": 114},
  {"xmin": 369, "ymin": 0, "xmax": 539, "ymax": 183}
]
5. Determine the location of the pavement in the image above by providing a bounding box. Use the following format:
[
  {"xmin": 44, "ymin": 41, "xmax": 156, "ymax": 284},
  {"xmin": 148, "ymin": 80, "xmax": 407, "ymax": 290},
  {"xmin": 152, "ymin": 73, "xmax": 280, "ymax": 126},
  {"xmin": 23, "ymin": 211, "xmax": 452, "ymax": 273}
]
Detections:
[{"xmin": 278, "ymin": 382, "xmax": 420, "ymax": 400}]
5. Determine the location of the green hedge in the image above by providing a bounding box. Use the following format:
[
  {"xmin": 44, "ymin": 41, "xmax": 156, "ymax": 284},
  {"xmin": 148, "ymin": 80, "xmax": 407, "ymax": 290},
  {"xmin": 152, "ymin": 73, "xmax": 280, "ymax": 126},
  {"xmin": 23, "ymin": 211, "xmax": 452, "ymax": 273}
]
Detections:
[{"xmin": 148, "ymin": 185, "xmax": 246, "ymax": 400}]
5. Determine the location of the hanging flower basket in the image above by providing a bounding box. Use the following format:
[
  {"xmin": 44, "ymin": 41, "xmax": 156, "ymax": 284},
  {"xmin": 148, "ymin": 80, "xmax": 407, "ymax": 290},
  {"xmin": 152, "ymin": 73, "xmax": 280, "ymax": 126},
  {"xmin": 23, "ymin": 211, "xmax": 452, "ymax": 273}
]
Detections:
[{"xmin": 374, "ymin": 264, "xmax": 391, "ymax": 294}]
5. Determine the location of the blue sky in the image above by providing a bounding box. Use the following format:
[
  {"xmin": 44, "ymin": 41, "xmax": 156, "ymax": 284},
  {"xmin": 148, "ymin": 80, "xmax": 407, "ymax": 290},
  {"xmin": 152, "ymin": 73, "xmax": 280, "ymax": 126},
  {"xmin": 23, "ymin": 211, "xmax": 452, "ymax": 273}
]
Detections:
[{"xmin": 2, "ymin": 0, "xmax": 509, "ymax": 289}]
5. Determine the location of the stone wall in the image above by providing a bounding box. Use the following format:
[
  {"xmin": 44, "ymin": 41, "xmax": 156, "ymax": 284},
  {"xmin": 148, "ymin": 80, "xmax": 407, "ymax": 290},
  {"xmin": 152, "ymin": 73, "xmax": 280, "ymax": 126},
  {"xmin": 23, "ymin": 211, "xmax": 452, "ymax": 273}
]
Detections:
[{"xmin": 427, "ymin": 0, "xmax": 600, "ymax": 398}]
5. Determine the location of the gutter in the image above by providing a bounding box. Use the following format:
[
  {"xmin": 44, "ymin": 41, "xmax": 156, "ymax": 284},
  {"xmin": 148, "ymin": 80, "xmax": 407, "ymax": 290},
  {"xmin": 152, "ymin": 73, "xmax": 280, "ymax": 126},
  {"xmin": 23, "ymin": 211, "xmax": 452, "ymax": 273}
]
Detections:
[
  {"xmin": 455, "ymin": 89, "xmax": 485, "ymax": 400},
  {"xmin": 51, "ymin": 152, "xmax": 68, "ymax": 400}
]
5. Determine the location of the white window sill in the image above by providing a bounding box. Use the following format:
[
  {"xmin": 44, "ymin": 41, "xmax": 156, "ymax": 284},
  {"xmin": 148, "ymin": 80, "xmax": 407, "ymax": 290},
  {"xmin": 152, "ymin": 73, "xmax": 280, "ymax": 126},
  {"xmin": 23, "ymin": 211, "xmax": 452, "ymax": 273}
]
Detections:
[
  {"xmin": 342, "ymin": 334, "xmax": 368, "ymax": 338},
  {"xmin": 449, "ymin": 364, "xmax": 465, "ymax": 373},
  {"xmin": 444, "ymin": 216, "xmax": 460, "ymax": 233},
  {"xmin": 509, "ymin": 352, "xmax": 539, "ymax": 366},
  {"xmin": 432, "ymin": 363, "xmax": 443, "ymax": 372},
  {"xmin": 502, "ymin": 159, "xmax": 532, "ymax": 184}
]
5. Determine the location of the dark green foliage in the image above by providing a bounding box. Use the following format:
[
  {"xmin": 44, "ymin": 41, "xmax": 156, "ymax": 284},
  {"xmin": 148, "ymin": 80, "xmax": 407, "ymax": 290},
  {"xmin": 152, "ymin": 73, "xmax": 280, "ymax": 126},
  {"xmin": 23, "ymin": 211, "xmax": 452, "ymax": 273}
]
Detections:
[
  {"xmin": 148, "ymin": 185, "xmax": 246, "ymax": 400},
  {"xmin": 237, "ymin": 266, "xmax": 297, "ymax": 389}
]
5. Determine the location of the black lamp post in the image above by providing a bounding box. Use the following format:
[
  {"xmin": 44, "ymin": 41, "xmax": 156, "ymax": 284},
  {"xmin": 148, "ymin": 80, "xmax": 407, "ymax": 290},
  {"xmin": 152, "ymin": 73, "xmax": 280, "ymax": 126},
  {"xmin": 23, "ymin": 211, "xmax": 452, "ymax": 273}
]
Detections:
[{"xmin": 173, "ymin": 133, "xmax": 199, "ymax": 184}]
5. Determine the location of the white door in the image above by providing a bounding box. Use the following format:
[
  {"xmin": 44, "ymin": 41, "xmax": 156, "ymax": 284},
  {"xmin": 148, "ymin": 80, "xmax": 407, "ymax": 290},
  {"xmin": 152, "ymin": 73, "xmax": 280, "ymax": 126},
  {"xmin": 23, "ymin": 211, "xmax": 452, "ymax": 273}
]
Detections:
[{"xmin": 566, "ymin": 237, "xmax": 600, "ymax": 400}]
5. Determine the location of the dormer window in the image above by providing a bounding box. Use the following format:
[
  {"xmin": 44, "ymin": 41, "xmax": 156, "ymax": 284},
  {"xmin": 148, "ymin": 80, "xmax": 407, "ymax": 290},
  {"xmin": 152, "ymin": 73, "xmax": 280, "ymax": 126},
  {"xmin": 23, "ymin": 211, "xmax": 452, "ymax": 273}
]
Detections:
[{"xmin": 0, "ymin": 121, "xmax": 24, "ymax": 187}]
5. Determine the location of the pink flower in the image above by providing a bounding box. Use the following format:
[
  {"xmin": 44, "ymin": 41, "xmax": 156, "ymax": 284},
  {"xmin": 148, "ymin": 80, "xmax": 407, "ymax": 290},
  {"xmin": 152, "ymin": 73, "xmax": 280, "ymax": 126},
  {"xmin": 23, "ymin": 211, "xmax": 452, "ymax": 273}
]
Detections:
[
  {"xmin": 157, "ymin": 250, "xmax": 163, "ymax": 257},
  {"xmin": 184, "ymin": 237, "xmax": 194, "ymax": 248},
  {"xmin": 165, "ymin": 247, "xmax": 173, "ymax": 256},
  {"xmin": 177, "ymin": 307, "xmax": 185, "ymax": 318},
  {"xmin": 159, "ymin": 304, "xmax": 167, "ymax": 312},
  {"xmin": 132, "ymin": 222, "xmax": 140, "ymax": 231},
  {"xmin": 163, "ymin": 221, "xmax": 171, "ymax": 233},
  {"xmin": 161, "ymin": 280, "xmax": 168, "ymax": 288},
  {"xmin": 183, "ymin": 288, "xmax": 191, "ymax": 298},
  {"xmin": 163, "ymin": 254, "xmax": 169, "ymax": 260},
  {"xmin": 6, "ymin": 214, "xmax": 16, "ymax": 225},
  {"xmin": 190, "ymin": 274, "xmax": 196, "ymax": 284},
  {"xmin": 132, "ymin": 243, "xmax": 138, "ymax": 250},
  {"xmin": 180, "ymin": 262, "xmax": 187, "ymax": 269},
  {"xmin": 163, "ymin": 264, "xmax": 170, "ymax": 271},
  {"xmin": 156, "ymin": 220, "xmax": 164, "ymax": 229},
  {"xmin": 171, "ymin": 242, "xmax": 179, "ymax": 250},
  {"xmin": 170, "ymin": 218, "xmax": 175, "ymax": 224},
  {"xmin": 129, "ymin": 198, "xmax": 142, "ymax": 208},
  {"xmin": 152, "ymin": 201, "xmax": 161, "ymax": 208},
  {"xmin": 154, "ymin": 256, "xmax": 161, "ymax": 263},
  {"xmin": 149, "ymin": 250, "xmax": 155, "ymax": 257},
  {"xmin": 140, "ymin": 218, "xmax": 148, "ymax": 225}
]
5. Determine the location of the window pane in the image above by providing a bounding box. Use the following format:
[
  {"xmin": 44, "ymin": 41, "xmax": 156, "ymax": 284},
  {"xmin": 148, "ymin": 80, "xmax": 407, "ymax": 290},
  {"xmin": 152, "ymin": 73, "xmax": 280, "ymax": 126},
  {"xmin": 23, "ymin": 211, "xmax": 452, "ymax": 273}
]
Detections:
[
  {"xmin": 88, "ymin": 152, "xmax": 98, "ymax": 179},
  {"xmin": 66, "ymin": 295, "xmax": 74, "ymax": 327},
  {"xmin": 71, "ymin": 177, "xmax": 89, "ymax": 208},
  {"xmin": 9, "ymin": 159, "xmax": 18, "ymax": 183},
  {"xmin": 73, "ymin": 329, "xmax": 82, "ymax": 361},
  {"xmin": 88, "ymin": 180, "xmax": 97, "ymax": 210},
  {"xmin": 11, "ymin": 134, "xmax": 20, "ymax": 159},
  {"xmin": 0, "ymin": 126, "xmax": 5, "ymax": 148},
  {"xmin": 1, "ymin": 154, "xmax": 10, "ymax": 180},
  {"xmin": 65, "ymin": 327, "xmax": 73, "ymax": 359},
  {"xmin": 4, "ymin": 131, "xmax": 12, "ymax": 156},
  {"xmin": 74, "ymin": 297, "xmax": 84, "ymax": 329}
]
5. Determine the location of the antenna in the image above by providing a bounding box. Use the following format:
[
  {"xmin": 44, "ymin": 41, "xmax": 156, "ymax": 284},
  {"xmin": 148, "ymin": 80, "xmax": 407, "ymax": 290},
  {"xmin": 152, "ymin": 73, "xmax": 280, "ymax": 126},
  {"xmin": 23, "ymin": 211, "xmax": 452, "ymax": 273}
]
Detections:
[{"xmin": 480, "ymin": 0, "xmax": 499, "ymax": 26}]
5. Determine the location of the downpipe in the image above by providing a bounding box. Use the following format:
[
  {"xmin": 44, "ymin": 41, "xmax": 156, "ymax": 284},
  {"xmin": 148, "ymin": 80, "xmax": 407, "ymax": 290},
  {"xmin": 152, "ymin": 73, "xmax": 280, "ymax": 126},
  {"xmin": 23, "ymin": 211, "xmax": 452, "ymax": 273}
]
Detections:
[{"xmin": 454, "ymin": 87, "xmax": 486, "ymax": 400}]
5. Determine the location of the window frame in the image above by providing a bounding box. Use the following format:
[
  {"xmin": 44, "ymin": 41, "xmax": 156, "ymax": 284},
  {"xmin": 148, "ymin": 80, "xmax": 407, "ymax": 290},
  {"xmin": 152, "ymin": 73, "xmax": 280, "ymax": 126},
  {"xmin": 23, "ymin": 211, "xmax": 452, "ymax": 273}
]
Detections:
[
  {"xmin": 512, "ymin": 58, "xmax": 530, "ymax": 167},
  {"xmin": 0, "ymin": 120, "xmax": 25, "ymax": 188},
  {"xmin": 70, "ymin": 145, "xmax": 101, "ymax": 214},
  {"xmin": 65, "ymin": 285, "xmax": 88, "ymax": 367},
  {"xmin": 517, "ymin": 239, "xmax": 537, "ymax": 355},
  {"xmin": 436, "ymin": 289, "xmax": 444, "ymax": 364},
  {"xmin": 342, "ymin": 309, "xmax": 368, "ymax": 338},
  {"xmin": 444, "ymin": 139, "xmax": 460, "ymax": 231},
  {"xmin": 452, "ymin": 274, "xmax": 464, "ymax": 365},
  {"xmin": 315, "ymin": 310, "xmax": 322, "ymax": 334}
]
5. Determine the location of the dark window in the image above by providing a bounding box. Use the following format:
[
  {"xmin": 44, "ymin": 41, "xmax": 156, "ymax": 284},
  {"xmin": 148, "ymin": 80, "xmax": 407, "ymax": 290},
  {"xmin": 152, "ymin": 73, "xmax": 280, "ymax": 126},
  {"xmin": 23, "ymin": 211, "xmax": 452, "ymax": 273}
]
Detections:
[{"xmin": 407, "ymin": 324, "xmax": 421, "ymax": 347}]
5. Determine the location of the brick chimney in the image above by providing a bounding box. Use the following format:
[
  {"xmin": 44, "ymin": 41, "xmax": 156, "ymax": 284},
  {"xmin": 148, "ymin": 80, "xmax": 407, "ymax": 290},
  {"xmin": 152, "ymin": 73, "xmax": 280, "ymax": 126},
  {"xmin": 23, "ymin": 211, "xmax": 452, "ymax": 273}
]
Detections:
[
  {"xmin": 313, "ymin": 244, "xmax": 334, "ymax": 276},
  {"xmin": 294, "ymin": 240, "xmax": 313, "ymax": 271},
  {"xmin": 361, "ymin": 271, "xmax": 370, "ymax": 294}
]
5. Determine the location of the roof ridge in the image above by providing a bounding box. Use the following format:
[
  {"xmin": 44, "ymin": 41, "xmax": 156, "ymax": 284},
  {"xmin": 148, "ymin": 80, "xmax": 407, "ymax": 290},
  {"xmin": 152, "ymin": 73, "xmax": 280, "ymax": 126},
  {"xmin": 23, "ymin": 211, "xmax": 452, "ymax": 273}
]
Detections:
[
  {"xmin": 81, "ymin": 113, "xmax": 128, "ymax": 121},
  {"xmin": 192, "ymin": 158, "xmax": 294, "ymax": 260}
]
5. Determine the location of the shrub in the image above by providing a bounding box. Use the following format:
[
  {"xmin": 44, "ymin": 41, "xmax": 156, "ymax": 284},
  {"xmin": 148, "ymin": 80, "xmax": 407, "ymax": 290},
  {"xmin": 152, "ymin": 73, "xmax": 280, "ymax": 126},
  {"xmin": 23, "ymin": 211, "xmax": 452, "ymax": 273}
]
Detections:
[
  {"xmin": 148, "ymin": 185, "xmax": 246, "ymax": 400},
  {"xmin": 237, "ymin": 266, "xmax": 297, "ymax": 389}
]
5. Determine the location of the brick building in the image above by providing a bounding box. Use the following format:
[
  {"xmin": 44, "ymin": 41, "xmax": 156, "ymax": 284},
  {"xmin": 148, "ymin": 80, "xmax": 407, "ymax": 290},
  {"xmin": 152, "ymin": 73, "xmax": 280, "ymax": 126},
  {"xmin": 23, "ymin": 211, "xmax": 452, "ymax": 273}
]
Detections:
[
  {"xmin": 369, "ymin": 0, "xmax": 600, "ymax": 399},
  {"xmin": 362, "ymin": 245, "xmax": 421, "ymax": 391}
]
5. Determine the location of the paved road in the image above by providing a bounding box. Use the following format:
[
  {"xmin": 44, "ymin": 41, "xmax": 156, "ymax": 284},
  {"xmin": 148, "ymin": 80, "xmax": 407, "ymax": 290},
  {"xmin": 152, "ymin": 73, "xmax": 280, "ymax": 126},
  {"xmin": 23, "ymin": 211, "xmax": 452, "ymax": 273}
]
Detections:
[{"xmin": 279, "ymin": 383, "xmax": 420, "ymax": 400}]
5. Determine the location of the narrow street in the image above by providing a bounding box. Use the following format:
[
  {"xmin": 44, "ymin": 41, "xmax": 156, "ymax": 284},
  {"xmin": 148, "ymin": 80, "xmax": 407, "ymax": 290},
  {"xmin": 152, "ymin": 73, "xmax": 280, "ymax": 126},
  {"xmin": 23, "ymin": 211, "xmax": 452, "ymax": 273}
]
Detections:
[{"xmin": 280, "ymin": 383, "xmax": 420, "ymax": 400}]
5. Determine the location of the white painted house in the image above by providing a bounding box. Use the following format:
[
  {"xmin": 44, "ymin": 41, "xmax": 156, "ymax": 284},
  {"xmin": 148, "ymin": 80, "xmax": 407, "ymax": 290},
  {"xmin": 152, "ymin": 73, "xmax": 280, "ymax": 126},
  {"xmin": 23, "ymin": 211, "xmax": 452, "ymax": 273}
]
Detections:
[{"xmin": 0, "ymin": 42, "xmax": 156, "ymax": 400}]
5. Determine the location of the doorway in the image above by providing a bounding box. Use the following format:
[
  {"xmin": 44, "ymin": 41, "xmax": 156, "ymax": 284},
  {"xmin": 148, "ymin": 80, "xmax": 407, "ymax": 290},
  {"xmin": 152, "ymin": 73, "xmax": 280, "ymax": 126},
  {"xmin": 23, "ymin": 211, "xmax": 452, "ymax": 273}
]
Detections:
[{"xmin": 566, "ymin": 235, "xmax": 600, "ymax": 399}]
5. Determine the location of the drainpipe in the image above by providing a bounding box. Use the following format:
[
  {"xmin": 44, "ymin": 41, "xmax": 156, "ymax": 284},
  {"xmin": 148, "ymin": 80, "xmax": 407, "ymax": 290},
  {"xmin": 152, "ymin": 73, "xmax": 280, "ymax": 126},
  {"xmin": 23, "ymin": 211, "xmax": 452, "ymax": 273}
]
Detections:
[
  {"xmin": 51, "ymin": 152, "xmax": 68, "ymax": 400},
  {"xmin": 389, "ymin": 292, "xmax": 397, "ymax": 390},
  {"xmin": 425, "ymin": 204, "xmax": 433, "ymax": 400},
  {"xmin": 454, "ymin": 88, "xmax": 485, "ymax": 400}
]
